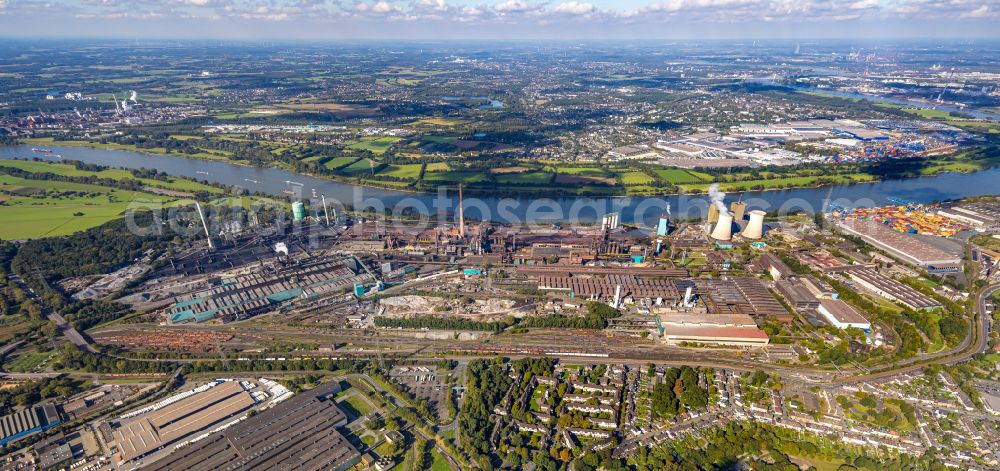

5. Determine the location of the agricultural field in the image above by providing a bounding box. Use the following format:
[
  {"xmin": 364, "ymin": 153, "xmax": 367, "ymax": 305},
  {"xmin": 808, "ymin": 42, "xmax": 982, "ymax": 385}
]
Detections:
[
  {"xmin": 0, "ymin": 159, "xmax": 222, "ymax": 194},
  {"xmin": 0, "ymin": 174, "xmax": 177, "ymax": 239},
  {"xmin": 421, "ymin": 170, "xmax": 489, "ymax": 184},
  {"xmin": 23, "ymin": 137, "xmax": 244, "ymax": 164},
  {"xmin": 681, "ymin": 174, "xmax": 876, "ymax": 193},
  {"xmin": 494, "ymin": 171, "xmax": 553, "ymax": 185},
  {"xmin": 323, "ymin": 156, "xmax": 360, "ymax": 170},
  {"xmin": 409, "ymin": 117, "xmax": 464, "ymax": 127},
  {"xmin": 652, "ymin": 168, "xmax": 708, "ymax": 184},
  {"xmin": 340, "ymin": 158, "xmax": 380, "ymax": 175},
  {"xmin": 378, "ymin": 164, "xmax": 423, "ymax": 180},
  {"xmin": 346, "ymin": 137, "xmax": 401, "ymax": 155},
  {"xmin": 425, "ymin": 162, "xmax": 450, "ymax": 172},
  {"xmin": 619, "ymin": 171, "xmax": 655, "ymax": 186}
]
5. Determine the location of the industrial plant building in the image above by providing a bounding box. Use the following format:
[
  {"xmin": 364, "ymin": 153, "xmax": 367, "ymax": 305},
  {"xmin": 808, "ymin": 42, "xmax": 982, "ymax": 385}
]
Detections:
[
  {"xmin": 168, "ymin": 256, "xmax": 372, "ymax": 323},
  {"xmin": 754, "ymin": 252, "xmax": 795, "ymax": 281},
  {"xmin": 111, "ymin": 381, "xmax": 256, "ymax": 464},
  {"xmin": 146, "ymin": 382, "xmax": 359, "ymax": 471},
  {"xmin": 836, "ymin": 219, "xmax": 962, "ymax": 269},
  {"xmin": 938, "ymin": 202, "xmax": 1000, "ymax": 229},
  {"xmin": 816, "ymin": 299, "xmax": 871, "ymax": 331},
  {"xmin": 696, "ymin": 278, "xmax": 792, "ymax": 323},
  {"xmin": 657, "ymin": 312, "xmax": 770, "ymax": 347},
  {"xmin": 0, "ymin": 404, "xmax": 61, "ymax": 447},
  {"xmin": 843, "ymin": 267, "xmax": 941, "ymax": 310}
]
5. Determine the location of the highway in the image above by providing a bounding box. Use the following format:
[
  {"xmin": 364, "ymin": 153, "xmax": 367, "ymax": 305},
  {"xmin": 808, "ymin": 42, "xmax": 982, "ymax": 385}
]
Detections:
[{"xmin": 7, "ymin": 274, "xmax": 97, "ymax": 353}]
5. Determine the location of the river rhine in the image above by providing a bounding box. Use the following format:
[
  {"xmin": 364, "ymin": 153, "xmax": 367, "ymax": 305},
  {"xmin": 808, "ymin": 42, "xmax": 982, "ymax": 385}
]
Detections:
[{"xmin": 4, "ymin": 145, "xmax": 999, "ymax": 228}]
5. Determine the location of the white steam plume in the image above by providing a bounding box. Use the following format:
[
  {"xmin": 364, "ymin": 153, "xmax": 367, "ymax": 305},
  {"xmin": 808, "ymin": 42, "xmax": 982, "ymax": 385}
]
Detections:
[{"xmin": 708, "ymin": 183, "xmax": 727, "ymax": 212}]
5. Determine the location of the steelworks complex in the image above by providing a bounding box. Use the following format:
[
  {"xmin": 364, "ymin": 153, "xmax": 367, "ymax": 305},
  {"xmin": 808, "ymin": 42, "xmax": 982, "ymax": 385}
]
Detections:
[{"xmin": 169, "ymin": 256, "xmax": 372, "ymax": 324}]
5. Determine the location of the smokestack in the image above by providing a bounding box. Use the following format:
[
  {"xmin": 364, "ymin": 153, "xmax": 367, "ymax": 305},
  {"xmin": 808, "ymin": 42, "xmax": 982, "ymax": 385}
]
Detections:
[
  {"xmin": 710, "ymin": 212, "xmax": 734, "ymax": 241},
  {"xmin": 613, "ymin": 284, "xmax": 622, "ymax": 309},
  {"xmin": 321, "ymin": 195, "xmax": 331, "ymax": 226},
  {"xmin": 458, "ymin": 184, "xmax": 465, "ymax": 238},
  {"xmin": 683, "ymin": 286, "xmax": 693, "ymax": 306},
  {"xmin": 195, "ymin": 202, "xmax": 213, "ymax": 250},
  {"xmin": 742, "ymin": 210, "xmax": 766, "ymax": 239}
]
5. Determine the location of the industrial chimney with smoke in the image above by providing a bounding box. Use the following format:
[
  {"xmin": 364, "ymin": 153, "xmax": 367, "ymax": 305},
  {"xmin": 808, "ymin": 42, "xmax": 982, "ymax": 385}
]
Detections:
[
  {"xmin": 742, "ymin": 210, "xmax": 766, "ymax": 239},
  {"xmin": 710, "ymin": 211, "xmax": 734, "ymax": 241}
]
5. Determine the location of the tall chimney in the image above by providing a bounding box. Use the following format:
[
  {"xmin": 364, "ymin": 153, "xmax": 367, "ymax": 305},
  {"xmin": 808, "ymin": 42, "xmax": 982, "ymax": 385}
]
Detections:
[
  {"xmin": 321, "ymin": 195, "xmax": 331, "ymax": 226},
  {"xmin": 195, "ymin": 202, "xmax": 213, "ymax": 250},
  {"xmin": 710, "ymin": 212, "xmax": 734, "ymax": 241},
  {"xmin": 742, "ymin": 210, "xmax": 766, "ymax": 239},
  {"xmin": 458, "ymin": 184, "xmax": 465, "ymax": 238}
]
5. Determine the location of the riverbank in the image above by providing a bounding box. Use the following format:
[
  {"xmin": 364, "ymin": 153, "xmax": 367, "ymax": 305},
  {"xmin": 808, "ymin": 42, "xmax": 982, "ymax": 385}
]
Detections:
[
  {"xmin": 5, "ymin": 143, "xmax": 1000, "ymax": 229},
  {"xmin": 19, "ymin": 137, "xmax": 1000, "ymax": 199}
]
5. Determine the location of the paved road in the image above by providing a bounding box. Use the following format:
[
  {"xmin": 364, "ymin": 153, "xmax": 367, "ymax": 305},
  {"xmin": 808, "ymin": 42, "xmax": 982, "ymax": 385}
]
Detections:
[
  {"xmin": 8, "ymin": 274, "xmax": 97, "ymax": 353},
  {"xmin": 827, "ymin": 282, "xmax": 999, "ymax": 386}
]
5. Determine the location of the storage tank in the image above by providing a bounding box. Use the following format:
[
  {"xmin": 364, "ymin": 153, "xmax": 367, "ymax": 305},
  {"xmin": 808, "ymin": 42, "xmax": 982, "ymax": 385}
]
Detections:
[
  {"xmin": 710, "ymin": 212, "xmax": 733, "ymax": 241},
  {"xmin": 292, "ymin": 201, "xmax": 305, "ymax": 221},
  {"xmin": 742, "ymin": 210, "xmax": 766, "ymax": 239}
]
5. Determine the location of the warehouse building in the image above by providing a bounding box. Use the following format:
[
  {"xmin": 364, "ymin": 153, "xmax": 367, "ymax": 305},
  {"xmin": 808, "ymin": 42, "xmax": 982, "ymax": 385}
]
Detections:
[
  {"xmin": 111, "ymin": 381, "xmax": 255, "ymax": 464},
  {"xmin": 146, "ymin": 381, "xmax": 359, "ymax": 471},
  {"xmin": 775, "ymin": 280, "xmax": 821, "ymax": 310},
  {"xmin": 0, "ymin": 404, "xmax": 61, "ymax": 447},
  {"xmin": 938, "ymin": 202, "xmax": 1000, "ymax": 229},
  {"xmin": 656, "ymin": 311, "xmax": 770, "ymax": 347},
  {"xmin": 843, "ymin": 267, "xmax": 941, "ymax": 310},
  {"xmin": 754, "ymin": 252, "xmax": 795, "ymax": 280},
  {"xmin": 817, "ymin": 299, "xmax": 871, "ymax": 331},
  {"xmin": 836, "ymin": 219, "xmax": 962, "ymax": 269}
]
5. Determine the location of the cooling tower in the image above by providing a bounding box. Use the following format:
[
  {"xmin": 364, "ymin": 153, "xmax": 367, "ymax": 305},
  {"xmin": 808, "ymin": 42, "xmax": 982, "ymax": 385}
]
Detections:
[
  {"xmin": 742, "ymin": 210, "xmax": 766, "ymax": 239},
  {"xmin": 710, "ymin": 212, "xmax": 734, "ymax": 241}
]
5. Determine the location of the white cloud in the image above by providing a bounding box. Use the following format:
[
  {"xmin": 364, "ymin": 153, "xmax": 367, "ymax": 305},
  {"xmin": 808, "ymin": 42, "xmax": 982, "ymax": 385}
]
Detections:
[
  {"xmin": 415, "ymin": 0, "xmax": 448, "ymax": 12},
  {"xmin": 848, "ymin": 0, "xmax": 877, "ymax": 9},
  {"xmin": 553, "ymin": 2, "xmax": 595, "ymax": 15},
  {"xmin": 494, "ymin": 0, "xmax": 539, "ymax": 14},
  {"xmin": 372, "ymin": 1, "xmax": 397, "ymax": 13},
  {"xmin": 962, "ymin": 4, "xmax": 990, "ymax": 17}
]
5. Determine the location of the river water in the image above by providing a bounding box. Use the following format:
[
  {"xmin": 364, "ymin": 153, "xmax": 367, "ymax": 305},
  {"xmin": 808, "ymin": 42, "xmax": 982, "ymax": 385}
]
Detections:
[{"xmin": 4, "ymin": 145, "xmax": 1000, "ymax": 228}]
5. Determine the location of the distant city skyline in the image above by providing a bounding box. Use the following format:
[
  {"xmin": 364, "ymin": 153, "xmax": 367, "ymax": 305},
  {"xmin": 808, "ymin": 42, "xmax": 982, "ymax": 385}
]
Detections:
[{"xmin": 0, "ymin": 0, "xmax": 998, "ymax": 40}]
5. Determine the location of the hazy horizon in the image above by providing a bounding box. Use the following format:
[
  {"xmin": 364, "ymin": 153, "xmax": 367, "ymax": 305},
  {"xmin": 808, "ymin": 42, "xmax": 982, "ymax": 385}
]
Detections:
[{"xmin": 0, "ymin": 0, "xmax": 998, "ymax": 40}]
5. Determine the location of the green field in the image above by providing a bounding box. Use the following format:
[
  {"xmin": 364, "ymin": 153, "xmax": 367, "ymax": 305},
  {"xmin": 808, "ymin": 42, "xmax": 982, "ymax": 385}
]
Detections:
[
  {"xmin": 0, "ymin": 159, "xmax": 222, "ymax": 194},
  {"xmin": 378, "ymin": 164, "xmax": 423, "ymax": 180},
  {"xmin": 340, "ymin": 393, "xmax": 373, "ymax": 417},
  {"xmin": 422, "ymin": 171, "xmax": 489, "ymax": 184},
  {"xmin": 340, "ymin": 158, "xmax": 379, "ymax": 175},
  {"xmin": 652, "ymin": 168, "xmax": 707, "ymax": 184},
  {"xmin": 23, "ymin": 137, "xmax": 243, "ymax": 164},
  {"xmin": 495, "ymin": 171, "xmax": 553, "ymax": 185},
  {"xmin": 323, "ymin": 156, "xmax": 360, "ymax": 170},
  {"xmin": 550, "ymin": 166, "xmax": 609, "ymax": 177},
  {"xmin": 0, "ymin": 175, "xmax": 177, "ymax": 239},
  {"xmin": 425, "ymin": 162, "xmax": 450, "ymax": 172},
  {"xmin": 681, "ymin": 174, "xmax": 876, "ymax": 193},
  {"xmin": 619, "ymin": 171, "xmax": 655, "ymax": 186},
  {"xmin": 2, "ymin": 350, "xmax": 56, "ymax": 373},
  {"xmin": 429, "ymin": 447, "xmax": 452, "ymax": 471},
  {"xmin": 346, "ymin": 137, "xmax": 401, "ymax": 155}
]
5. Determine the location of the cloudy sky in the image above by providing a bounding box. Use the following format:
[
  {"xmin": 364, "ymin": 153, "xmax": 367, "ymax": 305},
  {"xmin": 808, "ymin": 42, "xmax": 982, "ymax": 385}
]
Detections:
[{"xmin": 0, "ymin": 0, "xmax": 997, "ymax": 39}]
